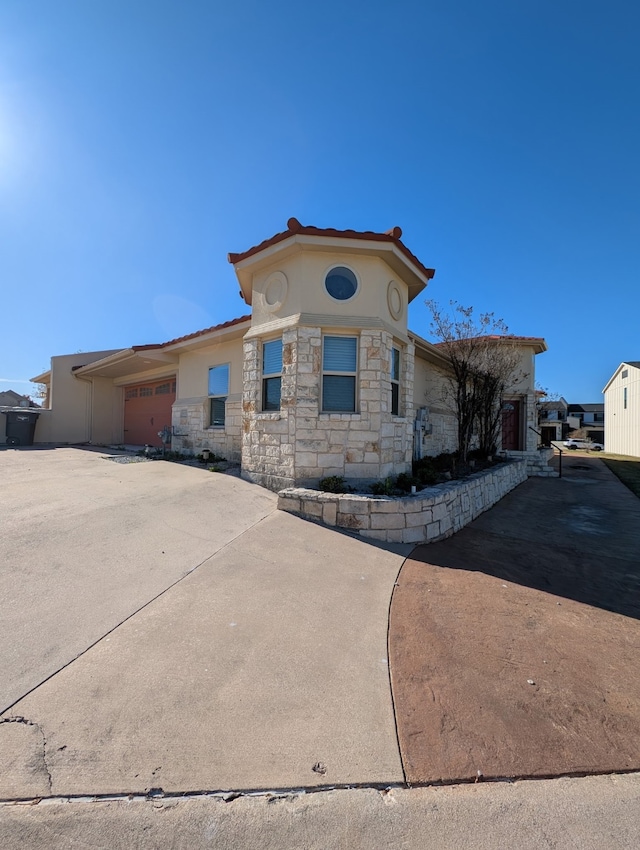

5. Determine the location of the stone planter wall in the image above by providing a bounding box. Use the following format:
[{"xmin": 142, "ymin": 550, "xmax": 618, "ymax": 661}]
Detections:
[{"xmin": 278, "ymin": 460, "xmax": 528, "ymax": 545}]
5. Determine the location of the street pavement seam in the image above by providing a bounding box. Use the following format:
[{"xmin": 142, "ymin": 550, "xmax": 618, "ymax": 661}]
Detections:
[
  {"xmin": 1, "ymin": 509, "xmax": 277, "ymax": 717},
  {"xmin": 2, "ymin": 769, "xmax": 640, "ymax": 807}
]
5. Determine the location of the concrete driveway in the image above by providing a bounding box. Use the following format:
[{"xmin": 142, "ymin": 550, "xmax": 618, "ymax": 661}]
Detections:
[
  {"xmin": 0, "ymin": 448, "xmax": 404, "ymax": 798},
  {"xmin": 2, "ymin": 448, "xmax": 639, "ymax": 849}
]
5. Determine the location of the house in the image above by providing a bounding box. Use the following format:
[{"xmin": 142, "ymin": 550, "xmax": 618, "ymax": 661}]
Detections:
[
  {"xmin": 538, "ymin": 397, "xmax": 569, "ymax": 443},
  {"xmin": 603, "ymin": 362, "xmax": 640, "ymax": 458},
  {"xmin": 24, "ymin": 219, "xmax": 548, "ymax": 487},
  {"xmin": 0, "ymin": 390, "xmax": 37, "ymax": 408},
  {"xmin": 566, "ymin": 402, "xmax": 605, "ymax": 443}
]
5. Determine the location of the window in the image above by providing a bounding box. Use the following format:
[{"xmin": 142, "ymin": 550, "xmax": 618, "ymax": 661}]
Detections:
[
  {"xmin": 324, "ymin": 266, "xmax": 358, "ymax": 301},
  {"xmin": 139, "ymin": 386, "xmax": 153, "ymax": 397},
  {"xmin": 622, "ymin": 369, "xmax": 628, "ymax": 379},
  {"xmin": 125, "ymin": 388, "xmax": 138, "ymax": 400},
  {"xmin": 322, "ymin": 336, "xmax": 357, "ymax": 412},
  {"xmin": 391, "ymin": 347, "xmax": 400, "ymax": 415},
  {"xmin": 262, "ymin": 338, "xmax": 283, "ymax": 411},
  {"xmin": 155, "ymin": 382, "xmax": 171, "ymax": 395},
  {"xmin": 624, "ymin": 387, "xmax": 627, "ymax": 410},
  {"xmin": 208, "ymin": 364, "xmax": 229, "ymax": 427}
]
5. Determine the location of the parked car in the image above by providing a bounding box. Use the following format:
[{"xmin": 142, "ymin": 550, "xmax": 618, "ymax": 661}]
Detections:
[{"xmin": 563, "ymin": 438, "xmax": 604, "ymax": 452}]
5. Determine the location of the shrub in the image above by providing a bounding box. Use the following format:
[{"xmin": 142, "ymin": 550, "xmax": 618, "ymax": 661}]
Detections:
[
  {"xmin": 371, "ymin": 477, "xmax": 395, "ymax": 496},
  {"xmin": 319, "ymin": 475, "xmax": 350, "ymax": 494},
  {"xmin": 412, "ymin": 457, "xmax": 438, "ymax": 485},
  {"xmin": 395, "ymin": 472, "xmax": 422, "ymax": 493}
]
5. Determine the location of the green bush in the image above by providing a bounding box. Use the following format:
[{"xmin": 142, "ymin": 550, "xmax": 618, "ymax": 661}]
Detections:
[
  {"xmin": 319, "ymin": 475, "xmax": 350, "ymax": 494},
  {"xmin": 371, "ymin": 477, "xmax": 395, "ymax": 496}
]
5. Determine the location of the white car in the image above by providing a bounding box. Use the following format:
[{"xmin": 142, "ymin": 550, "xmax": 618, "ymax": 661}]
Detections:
[{"xmin": 563, "ymin": 438, "xmax": 604, "ymax": 452}]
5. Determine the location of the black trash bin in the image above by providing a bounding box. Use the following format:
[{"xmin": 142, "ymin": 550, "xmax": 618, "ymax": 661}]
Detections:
[{"xmin": 5, "ymin": 410, "xmax": 40, "ymax": 446}]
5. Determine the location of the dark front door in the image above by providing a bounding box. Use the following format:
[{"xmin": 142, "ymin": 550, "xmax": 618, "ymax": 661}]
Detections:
[{"xmin": 501, "ymin": 399, "xmax": 522, "ymax": 451}]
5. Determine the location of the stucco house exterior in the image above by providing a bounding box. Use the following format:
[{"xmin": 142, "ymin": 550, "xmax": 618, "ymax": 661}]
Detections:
[
  {"xmin": 24, "ymin": 219, "xmax": 548, "ymax": 488},
  {"xmin": 603, "ymin": 362, "xmax": 640, "ymax": 458}
]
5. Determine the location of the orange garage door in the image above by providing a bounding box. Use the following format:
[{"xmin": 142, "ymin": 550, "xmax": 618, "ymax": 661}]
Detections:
[{"xmin": 123, "ymin": 378, "xmax": 176, "ymax": 446}]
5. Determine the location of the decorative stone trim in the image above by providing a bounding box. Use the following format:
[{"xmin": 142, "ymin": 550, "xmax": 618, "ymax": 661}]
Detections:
[{"xmin": 278, "ymin": 460, "xmax": 528, "ymax": 544}]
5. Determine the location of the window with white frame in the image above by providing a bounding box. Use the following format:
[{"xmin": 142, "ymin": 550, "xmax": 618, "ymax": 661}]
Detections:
[
  {"xmin": 263, "ymin": 338, "xmax": 283, "ymax": 411},
  {"xmin": 322, "ymin": 336, "xmax": 357, "ymax": 412},
  {"xmin": 391, "ymin": 347, "xmax": 400, "ymax": 415},
  {"xmin": 208, "ymin": 364, "xmax": 229, "ymax": 427}
]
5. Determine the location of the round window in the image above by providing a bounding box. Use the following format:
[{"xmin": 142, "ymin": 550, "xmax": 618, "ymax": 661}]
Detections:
[{"xmin": 325, "ymin": 266, "xmax": 358, "ymax": 301}]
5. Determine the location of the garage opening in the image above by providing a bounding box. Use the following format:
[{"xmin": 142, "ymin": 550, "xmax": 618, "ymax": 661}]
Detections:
[{"xmin": 123, "ymin": 378, "xmax": 176, "ymax": 446}]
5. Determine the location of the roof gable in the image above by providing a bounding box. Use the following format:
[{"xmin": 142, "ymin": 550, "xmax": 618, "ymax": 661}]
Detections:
[
  {"xmin": 602, "ymin": 361, "xmax": 640, "ymax": 393},
  {"xmin": 228, "ymin": 218, "xmax": 435, "ymax": 306}
]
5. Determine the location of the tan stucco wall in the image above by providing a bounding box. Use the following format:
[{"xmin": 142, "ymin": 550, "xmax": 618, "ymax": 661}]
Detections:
[
  {"xmin": 249, "ymin": 251, "xmax": 410, "ymax": 337},
  {"xmin": 176, "ymin": 337, "xmax": 244, "ymax": 400},
  {"xmin": 411, "ymin": 352, "xmax": 458, "ymax": 456},
  {"xmin": 170, "ymin": 336, "xmax": 245, "ymax": 459},
  {"xmin": 605, "ymin": 365, "xmax": 640, "ymax": 457},
  {"xmin": 32, "ymin": 351, "xmax": 120, "ymax": 444}
]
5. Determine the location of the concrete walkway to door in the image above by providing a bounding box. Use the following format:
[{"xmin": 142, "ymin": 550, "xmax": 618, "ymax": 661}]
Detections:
[{"xmin": 390, "ymin": 453, "xmax": 640, "ymax": 784}]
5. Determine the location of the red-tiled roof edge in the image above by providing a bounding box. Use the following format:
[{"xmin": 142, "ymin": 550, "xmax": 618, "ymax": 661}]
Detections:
[
  {"xmin": 227, "ymin": 217, "xmax": 435, "ymax": 280},
  {"xmin": 154, "ymin": 314, "xmax": 252, "ymax": 348}
]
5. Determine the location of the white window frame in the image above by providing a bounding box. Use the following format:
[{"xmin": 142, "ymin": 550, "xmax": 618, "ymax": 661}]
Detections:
[
  {"xmin": 208, "ymin": 363, "xmax": 229, "ymax": 428},
  {"xmin": 321, "ymin": 335, "xmax": 358, "ymax": 413},
  {"xmin": 262, "ymin": 338, "xmax": 283, "ymax": 412}
]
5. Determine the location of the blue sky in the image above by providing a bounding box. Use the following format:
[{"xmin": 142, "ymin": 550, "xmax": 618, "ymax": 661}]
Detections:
[{"xmin": 1, "ymin": 0, "xmax": 638, "ymax": 403}]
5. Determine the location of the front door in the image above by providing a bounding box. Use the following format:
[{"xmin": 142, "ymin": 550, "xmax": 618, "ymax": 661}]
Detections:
[{"xmin": 501, "ymin": 399, "xmax": 522, "ymax": 451}]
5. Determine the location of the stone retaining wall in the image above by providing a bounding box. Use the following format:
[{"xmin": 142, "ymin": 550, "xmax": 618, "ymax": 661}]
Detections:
[{"xmin": 278, "ymin": 460, "xmax": 528, "ymax": 544}]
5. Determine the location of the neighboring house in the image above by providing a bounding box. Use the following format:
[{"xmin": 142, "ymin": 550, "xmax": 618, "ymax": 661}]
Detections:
[
  {"xmin": 538, "ymin": 397, "xmax": 569, "ymax": 443},
  {"xmin": 603, "ymin": 362, "xmax": 640, "ymax": 458},
  {"xmin": 25, "ymin": 219, "xmax": 548, "ymax": 487},
  {"xmin": 566, "ymin": 402, "xmax": 605, "ymax": 442},
  {"xmin": 0, "ymin": 390, "xmax": 37, "ymax": 407},
  {"xmin": 537, "ymin": 398, "xmax": 605, "ymax": 444}
]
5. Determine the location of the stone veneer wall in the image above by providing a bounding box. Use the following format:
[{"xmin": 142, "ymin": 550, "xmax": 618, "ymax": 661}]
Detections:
[
  {"xmin": 171, "ymin": 398, "xmax": 242, "ymax": 460},
  {"xmin": 278, "ymin": 459, "xmax": 528, "ymax": 544},
  {"xmin": 506, "ymin": 446, "xmax": 557, "ymax": 476},
  {"xmin": 241, "ymin": 326, "xmax": 415, "ymax": 491}
]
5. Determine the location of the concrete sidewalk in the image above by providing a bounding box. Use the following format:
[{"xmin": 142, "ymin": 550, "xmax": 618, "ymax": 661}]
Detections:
[{"xmin": 2, "ymin": 773, "xmax": 639, "ymax": 850}]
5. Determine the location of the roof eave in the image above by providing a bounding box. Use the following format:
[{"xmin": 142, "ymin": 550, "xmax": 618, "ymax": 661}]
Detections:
[
  {"xmin": 230, "ymin": 233, "xmax": 434, "ymax": 305},
  {"xmin": 161, "ymin": 317, "xmax": 251, "ymax": 352}
]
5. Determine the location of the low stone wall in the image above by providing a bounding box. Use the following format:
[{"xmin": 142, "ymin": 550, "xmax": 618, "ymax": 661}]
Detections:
[
  {"xmin": 278, "ymin": 460, "xmax": 528, "ymax": 545},
  {"xmin": 506, "ymin": 447, "xmax": 557, "ymax": 477}
]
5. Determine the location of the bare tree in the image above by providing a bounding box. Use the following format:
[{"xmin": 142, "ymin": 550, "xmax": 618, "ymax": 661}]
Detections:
[{"xmin": 426, "ymin": 300, "xmax": 525, "ymax": 461}]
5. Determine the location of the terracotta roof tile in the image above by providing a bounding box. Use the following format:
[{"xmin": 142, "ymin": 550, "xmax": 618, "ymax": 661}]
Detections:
[
  {"xmin": 228, "ymin": 217, "xmax": 435, "ymax": 280},
  {"xmin": 153, "ymin": 314, "xmax": 251, "ymax": 348}
]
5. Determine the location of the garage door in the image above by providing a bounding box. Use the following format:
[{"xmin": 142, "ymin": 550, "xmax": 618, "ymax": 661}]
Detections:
[{"xmin": 123, "ymin": 378, "xmax": 176, "ymax": 446}]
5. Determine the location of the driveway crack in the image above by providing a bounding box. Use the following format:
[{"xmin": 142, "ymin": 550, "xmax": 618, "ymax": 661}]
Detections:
[{"xmin": 0, "ymin": 716, "xmax": 52, "ymax": 794}]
